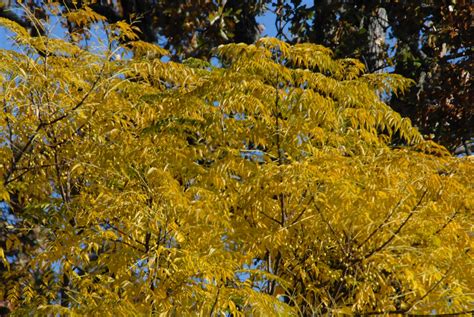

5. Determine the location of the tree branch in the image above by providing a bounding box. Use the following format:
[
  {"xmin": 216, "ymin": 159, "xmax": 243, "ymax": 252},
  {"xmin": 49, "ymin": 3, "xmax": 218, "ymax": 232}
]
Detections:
[{"xmin": 360, "ymin": 190, "xmax": 427, "ymax": 261}]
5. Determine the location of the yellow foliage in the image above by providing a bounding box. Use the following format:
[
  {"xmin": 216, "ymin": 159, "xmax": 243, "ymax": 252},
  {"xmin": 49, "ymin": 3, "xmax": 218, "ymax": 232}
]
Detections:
[{"xmin": 0, "ymin": 17, "xmax": 472, "ymax": 317}]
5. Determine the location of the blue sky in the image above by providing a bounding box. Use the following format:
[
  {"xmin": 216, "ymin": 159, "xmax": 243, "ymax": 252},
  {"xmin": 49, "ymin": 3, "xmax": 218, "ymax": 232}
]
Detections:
[
  {"xmin": 258, "ymin": 1, "xmax": 313, "ymax": 38},
  {"xmin": 0, "ymin": 28, "xmax": 13, "ymax": 50}
]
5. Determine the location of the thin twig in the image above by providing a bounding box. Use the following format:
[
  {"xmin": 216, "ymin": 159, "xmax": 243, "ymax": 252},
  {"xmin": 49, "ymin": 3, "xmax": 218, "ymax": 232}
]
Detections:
[
  {"xmin": 357, "ymin": 195, "xmax": 406, "ymax": 250},
  {"xmin": 361, "ymin": 190, "xmax": 427, "ymax": 261}
]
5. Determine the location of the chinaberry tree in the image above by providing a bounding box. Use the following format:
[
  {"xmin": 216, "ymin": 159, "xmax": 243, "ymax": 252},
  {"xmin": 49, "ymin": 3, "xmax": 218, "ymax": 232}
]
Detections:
[{"xmin": 0, "ymin": 6, "xmax": 473, "ymax": 316}]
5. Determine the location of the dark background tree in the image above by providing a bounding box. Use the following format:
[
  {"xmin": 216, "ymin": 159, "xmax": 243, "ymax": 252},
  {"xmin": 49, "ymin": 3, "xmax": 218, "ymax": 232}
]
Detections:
[
  {"xmin": 1, "ymin": 0, "xmax": 269, "ymax": 59},
  {"xmin": 284, "ymin": 1, "xmax": 473, "ymax": 151}
]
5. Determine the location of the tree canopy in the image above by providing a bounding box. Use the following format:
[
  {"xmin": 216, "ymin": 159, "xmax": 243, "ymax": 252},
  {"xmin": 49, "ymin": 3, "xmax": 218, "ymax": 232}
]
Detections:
[
  {"xmin": 3, "ymin": 0, "xmax": 470, "ymax": 150},
  {"xmin": 0, "ymin": 8, "xmax": 473, "ymax": 316}
]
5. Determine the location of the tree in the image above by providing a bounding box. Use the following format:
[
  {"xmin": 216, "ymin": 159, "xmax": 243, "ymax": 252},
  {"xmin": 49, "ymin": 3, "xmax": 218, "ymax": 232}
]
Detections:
[{"xmin": 0, "ymin": 11, "xmax": 473, "ymax": 315}]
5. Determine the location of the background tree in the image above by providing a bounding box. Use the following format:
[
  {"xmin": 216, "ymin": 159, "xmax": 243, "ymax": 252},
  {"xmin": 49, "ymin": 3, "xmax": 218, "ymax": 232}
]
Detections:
[
  {"xmin": 1, "ymin": 0, "xmax": 269, "ymax": 59},
  {"xmin": 1, "ymin": 10, "xmax": 473, "ymax": 315},
  {"xmin": 286, "ymin": 1, "xmax": 473, "ymax": 151}
]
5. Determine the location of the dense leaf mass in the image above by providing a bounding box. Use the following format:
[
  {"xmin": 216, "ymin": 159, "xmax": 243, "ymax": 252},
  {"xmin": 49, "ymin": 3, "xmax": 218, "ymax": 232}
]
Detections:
[{"xmin": 0, "ymin": 14, "xmax": 473, "ymax": 316}]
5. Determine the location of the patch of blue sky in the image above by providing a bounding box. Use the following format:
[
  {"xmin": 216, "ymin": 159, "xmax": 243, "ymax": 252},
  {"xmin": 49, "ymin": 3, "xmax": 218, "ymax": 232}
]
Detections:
[
  {"xmin": 0, "ymin": 201, "xmax": 17, "ymax": 225},
  {"xmin": 0, "ymin": 28, "xmax": 15, "ymax": 50},
  {"xmin": 51, "ymin": 259, "xmax": 62, "ymax": 274},
  {"xmin": 256, "ymin": 0, "xmax": 312, "ymax": 39},
  {"xmin": 240, "ymin": 149, "xmax": 265, "ymax": 163}
]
